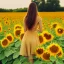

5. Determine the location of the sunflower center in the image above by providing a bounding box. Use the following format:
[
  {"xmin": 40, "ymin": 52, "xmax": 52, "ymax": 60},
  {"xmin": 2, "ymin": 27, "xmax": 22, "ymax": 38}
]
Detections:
[
  {"xmin": 15, "ymin": 30, "xmax": 21, "ymax": 36},
  {"xmin": 36, "ymin": 48, "xmax": 43, "ymax": 55},
  {"xmin": 20, "ymin": 34, "xmax": 24, "ymax": 40},
  {"xmin": 39, "ymin": 35, "xmax": 43, "ymax": 43},
  {"xmin": 53, "ymin": 24, "xmax": 57, "ymax": 28},
  {"xmin": 7, "ymin": 36, "xmax": 12, "ymax": 41},
  {"xmin": 44, "ymin": 33, "xmax": 51, "ymax": 40},
  {"xmin": 2, "ymin": 39, "xmax": 8, "ymax": 46},
  {"xmin": 50, "ymin": 45, "xmax": 59, "ymax": 53},
  {"xmin": 43, "ymin": 52, "xmax": 50, "ymax": 60},
  {"xmin": 57, "ymin": 28, "xmax": 63, "ymax": 34}
]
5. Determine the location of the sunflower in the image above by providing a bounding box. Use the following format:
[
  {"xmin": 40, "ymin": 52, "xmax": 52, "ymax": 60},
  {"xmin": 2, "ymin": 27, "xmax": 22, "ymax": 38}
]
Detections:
[
  {"xmin": 41, "ymin": 51, "xmax": 50, "ymax": 61},
  {"xmin": 43, "ymin": 31, "xmax": 54, "ymax": 42},
  {"xmin": 47, "ymin": 43, "xmax": 61, "ymax": 56},
  {"xmin": 35, "ymin": 47, "xmax": 44, "ymax": 58},
  {"xmin": 1, "ymin": 38, "xmax": 9, "ymax": 48},
  {"xmin": 14, "ymin": 29, "xmax": 21, "ymax": 38},
  {"xmin": 0, "ymin": 24, "xmax": 2, "ymax": 32},
  {"xmin": 55, "ymin": 26, "xmax": 64, "ymax": 36},
  {"xmin": 51, "ymin": 22, "xmax": 60, "ymax": 29},
  {"xmin": 14, "ymin": 24, "xmax": 22, "ymax": 29},
  {"xmin": 4, "ymin": 21, "xmax": 9, "ymax": 25},
  {"xmin": 6, "ymin": 33, "xmax": 14, "ymax": 43}
]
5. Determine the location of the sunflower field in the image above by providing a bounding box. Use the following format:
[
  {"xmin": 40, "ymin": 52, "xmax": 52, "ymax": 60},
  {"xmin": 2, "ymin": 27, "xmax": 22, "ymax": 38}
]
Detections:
[{"xmin": 0, "ymin": 12, "xmax": 64, "ymax": 64}]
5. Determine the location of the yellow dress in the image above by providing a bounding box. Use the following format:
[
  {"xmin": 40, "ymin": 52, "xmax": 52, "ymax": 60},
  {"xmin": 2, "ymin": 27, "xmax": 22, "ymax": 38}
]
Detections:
[{"xmin": 20, "ymin": 16, "xmax": 42, "ymax": 56}]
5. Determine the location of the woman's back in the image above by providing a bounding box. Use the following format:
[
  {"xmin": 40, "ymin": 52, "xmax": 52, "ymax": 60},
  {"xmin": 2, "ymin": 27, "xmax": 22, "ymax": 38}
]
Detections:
[{"xmin": 24, "ymin": 15, "xmax": 43, "ymax": 32}]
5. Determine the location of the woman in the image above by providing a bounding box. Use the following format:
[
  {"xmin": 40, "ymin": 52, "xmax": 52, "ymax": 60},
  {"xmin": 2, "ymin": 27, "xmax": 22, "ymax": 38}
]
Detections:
[{"xmin": 20, "ymin": 2, "xmax": 43, "ymax": 64}]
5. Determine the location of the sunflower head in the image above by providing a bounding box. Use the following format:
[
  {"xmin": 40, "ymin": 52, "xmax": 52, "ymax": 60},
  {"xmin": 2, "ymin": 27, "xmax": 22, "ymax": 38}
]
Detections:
[
  {"xmin": 57, "ymin": 28, "xmax": 63, "ymax": 34},
  {"xmin": 47, "ymin": 43, "xmax": 61, "ymax": 56},
  {"xmin": 1, "ymin": 38, "xmax": 9, "ymax": 48},
  {"xmin": 43, "ymin": 31, "xmax": 54, "ymax": 42},
  {"xmin": 52, "ymin": 24, "xmax": 57, "ymax": 28},
  {"xmin": 41, "ymin": 51, "xmax": 50, "ymax": 61},
  {"xmin": 55, "ymin": 26, "xmax": 64, "ymax": 36},
  {"xmin": 14, "ymin": 29, "xmax": 21, "ymax": 38},
  {"xmin": 51, "ymin": 22, "xmax": 60, "ymax": 29},
  {"xmin": 35, "ymin": 47, "xmax": 44, "ymax": 58},
  {"xmin": 6, "ymin": 33, "xmax": 14, "ymax": 43}
]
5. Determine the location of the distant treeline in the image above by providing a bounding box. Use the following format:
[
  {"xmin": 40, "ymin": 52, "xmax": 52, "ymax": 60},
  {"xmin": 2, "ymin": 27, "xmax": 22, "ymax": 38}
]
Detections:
[
  {"xmin": 0, "ymin": 7, "xmax": 64, "ymax": 12},
  {"xmin": 0, "ymin": 8, "xmax": 27, "ymax": 12}
]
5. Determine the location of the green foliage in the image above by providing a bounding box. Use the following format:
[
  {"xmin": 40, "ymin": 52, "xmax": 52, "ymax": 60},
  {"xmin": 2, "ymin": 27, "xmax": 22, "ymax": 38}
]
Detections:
[
  {"xmin": 50, "ymin": 56, "xmax": 56, "ymax": 62},
  {"xmin": 0, "ymin": 12, "xmax": 64, "ymax": 64},
  {"xmin": 13, "ymin": 58, "xmax": 21, "ymax": 64},
  {"xmin": 0, "ymin": 52, "xmax": 5, "ymax": 60},
  {"xmin": 4, "ymin": 48, "xmax": 14, "ymax": 57},
  {"xmin": 13, "ymin": 52, "xmax": 19, "ymax": 59},
  {"xmin": 15, "ymin": 40, "xmax": 21, "ymax": 48},
  {"xmin": 0, "ymin": 32, "xmax": 4, "ymax": 40}
]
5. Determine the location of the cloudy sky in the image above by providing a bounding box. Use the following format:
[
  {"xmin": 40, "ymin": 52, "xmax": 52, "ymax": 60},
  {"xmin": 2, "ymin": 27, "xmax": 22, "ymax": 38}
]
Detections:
[{"xmin": 0, "ymin": 0, "xmax": 64, "ymax": 9}]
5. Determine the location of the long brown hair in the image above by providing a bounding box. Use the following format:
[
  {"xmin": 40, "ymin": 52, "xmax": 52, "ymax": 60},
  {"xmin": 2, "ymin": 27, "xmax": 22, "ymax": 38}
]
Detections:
[{"xmin": 25, "ymin": 2, "xmax": 38, "ymax": 30}]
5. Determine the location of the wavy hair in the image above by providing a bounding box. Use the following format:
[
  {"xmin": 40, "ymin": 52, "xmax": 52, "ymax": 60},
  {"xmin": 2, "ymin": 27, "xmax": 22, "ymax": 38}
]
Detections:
[{"xmin": 25, "ymin": 2, "xmax": 38, "ymax": 30}]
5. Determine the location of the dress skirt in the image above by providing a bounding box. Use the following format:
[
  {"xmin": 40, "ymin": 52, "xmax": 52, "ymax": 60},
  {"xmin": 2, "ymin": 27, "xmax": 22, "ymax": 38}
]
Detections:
[{"xmin": 20, "ymin": 30, "xmax": 40, "ymax": 56}]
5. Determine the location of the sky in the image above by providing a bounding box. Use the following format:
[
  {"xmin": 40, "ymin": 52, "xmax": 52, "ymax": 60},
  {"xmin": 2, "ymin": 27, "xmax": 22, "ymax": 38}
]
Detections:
[{"xmin": 0, "ymin": 0, "xmax": 64, "ymax": 9}]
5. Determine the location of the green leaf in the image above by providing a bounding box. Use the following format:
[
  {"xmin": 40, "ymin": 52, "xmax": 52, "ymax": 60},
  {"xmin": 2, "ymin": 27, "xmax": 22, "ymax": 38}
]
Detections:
[
  {"xmin": 9, "ymin": 42, "xmax": 15, "ymax": 47},
  {"xmin": 14, "ymin": 39, "xmax": 19, "ymax": 43},
  {"xmin": 0, "ymin": 52, "xmax": 5, "ymax": 60},
  {"xmin": 50, "ymin": 56, "xmax": 56, "ymax": 62},
  {"xmin": 7, "ymin": 55, "xmax": 13, "ymax": 62},
  {"xmin": 56, "ymin": 58, "xmax": 64, "ymax": 64},
  {"xmin": 15, "ymin": 40, "xmax": 21, "ymax": 48},
  {"xmin": 34, "ymin": 60, "xmax": 42, "ymax": 64},
  {"xmin": 0, "ymin": 46, "xmax": 4, "ymax": 53},
  {"xmin": 10, "ymin": 47, "xmax": 16, "ymax": 53},
  {"xmin": 4, "ymin": 49, "xmax": 13, "ymax": 57},
  {"xmin": 13, "ymin": 52, "xmax": 19, "ymax": 59},
  {"xmin": 47, "ymin": 62, "xmax": 52, "ymax": 64},
  {"xmin": 13, "ymin": 58, "xmax": 21, "ymax": 64},
  {"xmin": 22, "ymin": 61, "xmax": 30, "ymax": 64},
  {"xmin": 2, "ymin": 58, "xmax": 8, "ymax": 64},
  {"xmin": 56, "ymin": 60, "xmax": 63, "ymax": 64},
  {"xmin": 6, "ymin": 61, "xmax": 13, "ymax": 64},
  {"xmin": 2, "ymin": 55, "xmax": 13, "ymax": 64},
  {"xmin": 19, "ymin": 56, "xmax": 27, "ymax": 63},
  {"xmin": 59, "ymin": 36, "xmax": 64, "ymax": 41}
]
